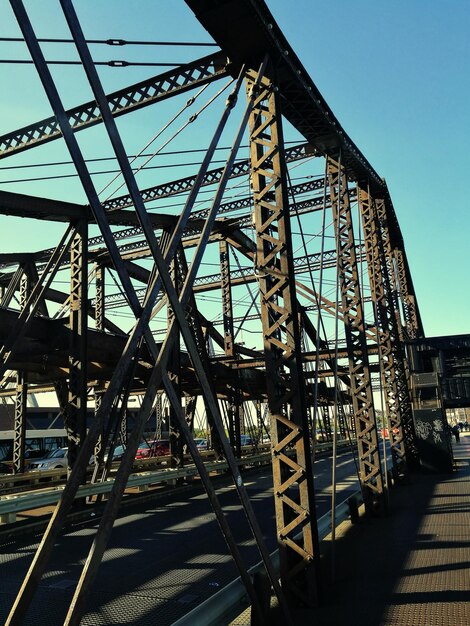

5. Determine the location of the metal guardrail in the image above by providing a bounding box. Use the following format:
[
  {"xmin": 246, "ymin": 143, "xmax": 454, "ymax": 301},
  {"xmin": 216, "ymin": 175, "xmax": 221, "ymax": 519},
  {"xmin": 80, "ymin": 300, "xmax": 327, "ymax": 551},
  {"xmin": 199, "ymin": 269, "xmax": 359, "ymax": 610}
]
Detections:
[
  {"xmin": 0, "ymin": 440, "xmax": 354, "ymax": 522},
  {"xmin": 0, "ymin": 453, "xmax": 272, "ymax": 520},
  {"xmin": 171, "ymin": 490, "xmax": 363, "ymax": 626}
]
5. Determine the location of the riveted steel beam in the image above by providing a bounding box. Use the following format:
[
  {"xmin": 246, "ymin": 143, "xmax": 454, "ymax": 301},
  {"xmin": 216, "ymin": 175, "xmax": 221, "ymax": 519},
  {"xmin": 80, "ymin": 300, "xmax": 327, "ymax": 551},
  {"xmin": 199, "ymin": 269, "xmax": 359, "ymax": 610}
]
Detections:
[
  {"xmin": 358, "ymin": 187, "xmax": 418, "ymax": 477},
  {"xmin": 375, "ymin": 197, "xmax": 419, "ymax": 470},
  {"xmin": 327, "ymin": 158, "xmax": 384, "ymax": 512},
  {"xmin": 248, "ymin": 67, "xmax": 319, "ymax": 607},
  {"xmin": 393, "ymin": 246, "xmax": 424, "ymax": 340},
  {"xmin": 65, "ymin": 220, "xmax": 88, "ymax": 471},
  {"xmin": 0, "ymin": 52, "xmax": 229, "ymax": 159},
  {"xmin": 12, "ymin": 270, "xmax": 31, "ymax": 474}
]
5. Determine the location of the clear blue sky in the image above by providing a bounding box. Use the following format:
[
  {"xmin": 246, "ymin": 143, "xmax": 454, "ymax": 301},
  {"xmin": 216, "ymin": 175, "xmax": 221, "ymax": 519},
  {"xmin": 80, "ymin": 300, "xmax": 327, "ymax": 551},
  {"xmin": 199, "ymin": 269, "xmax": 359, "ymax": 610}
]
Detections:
[
  {"xmin": 267, "ymin": 0, "xmax": 470, "ymax": 338},
  {"xmin": 1, "ymin": 1, "xmax": 469, "ymax": 338}
]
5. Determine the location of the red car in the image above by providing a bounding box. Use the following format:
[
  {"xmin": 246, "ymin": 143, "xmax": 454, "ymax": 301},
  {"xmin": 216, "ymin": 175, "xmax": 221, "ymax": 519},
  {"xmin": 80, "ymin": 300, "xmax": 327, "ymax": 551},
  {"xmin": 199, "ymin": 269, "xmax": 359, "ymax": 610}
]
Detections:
[{"xmin": 135, "ymin": 440, "xmax": 170, "ymax": 459}]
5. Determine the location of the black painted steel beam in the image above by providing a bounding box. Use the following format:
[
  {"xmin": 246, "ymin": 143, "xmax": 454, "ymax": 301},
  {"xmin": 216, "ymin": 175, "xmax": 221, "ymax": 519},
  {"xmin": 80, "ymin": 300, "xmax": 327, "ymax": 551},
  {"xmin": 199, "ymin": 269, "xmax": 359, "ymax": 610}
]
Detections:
[{"xmin": 0, "ymin": 52, "xmax": 229, "ymax": 159}]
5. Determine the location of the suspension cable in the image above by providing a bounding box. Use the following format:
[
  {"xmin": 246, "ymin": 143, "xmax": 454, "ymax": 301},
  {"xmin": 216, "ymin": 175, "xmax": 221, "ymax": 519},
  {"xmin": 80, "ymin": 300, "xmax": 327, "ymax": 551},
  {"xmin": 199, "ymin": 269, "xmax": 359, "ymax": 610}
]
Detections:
[
  {"xmin": 0, "ymin": 36, "xmax": 218, "ymax": 47},
  {"xmin": 102, "ymin": 77, "xmax": 234, "ymax": 201},
  {"xmin": 0, "ymin": 58, "xmax": 191, "ymax": 67},
  {"xmin": 97, "ymin": 82, "xmax": 211, "ymax": 197}
]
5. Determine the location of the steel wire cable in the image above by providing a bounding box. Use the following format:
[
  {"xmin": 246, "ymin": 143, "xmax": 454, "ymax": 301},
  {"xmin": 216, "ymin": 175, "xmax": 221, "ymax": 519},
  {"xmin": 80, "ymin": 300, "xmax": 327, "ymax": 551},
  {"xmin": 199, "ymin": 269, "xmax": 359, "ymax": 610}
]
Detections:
[
  {"xmin": 101, "ymin": 76, "xmax": 234, "ymax": 201},
  {"xmin": 0, "ymin": 36, "xmax": 218, "ymax": 46},
  {"xmin": 0, "ymin": 58, "xmax": 191, "ymax": 67},
  {"xmin": 97, "ymin": 81, "xmax": 213, "ymax": 198}
]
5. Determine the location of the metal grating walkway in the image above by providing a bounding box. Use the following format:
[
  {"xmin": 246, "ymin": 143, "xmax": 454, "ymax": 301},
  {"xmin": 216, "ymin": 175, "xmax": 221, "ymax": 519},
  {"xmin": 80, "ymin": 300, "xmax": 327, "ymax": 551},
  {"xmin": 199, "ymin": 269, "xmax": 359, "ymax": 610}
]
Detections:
[{"xmin": 230, "ymin": 435, "xmax": 470, "ymax": 626}]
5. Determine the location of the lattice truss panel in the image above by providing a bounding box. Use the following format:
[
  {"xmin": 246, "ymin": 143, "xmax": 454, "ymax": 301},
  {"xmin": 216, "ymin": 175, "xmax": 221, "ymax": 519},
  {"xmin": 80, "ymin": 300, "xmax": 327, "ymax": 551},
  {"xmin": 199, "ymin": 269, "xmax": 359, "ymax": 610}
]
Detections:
[
  {"xmin": 248, "ymin": 70, "xmax": 319, "ymax": 606},
  {"xmin": 327, "ymin": 159, "xmax": 383, "ymax": 504}
]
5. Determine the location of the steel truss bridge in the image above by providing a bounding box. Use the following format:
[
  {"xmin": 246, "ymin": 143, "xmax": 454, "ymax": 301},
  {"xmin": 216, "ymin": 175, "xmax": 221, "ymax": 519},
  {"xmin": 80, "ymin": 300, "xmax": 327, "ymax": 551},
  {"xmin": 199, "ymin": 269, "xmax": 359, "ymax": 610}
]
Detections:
[{"xmin": 0, "ymin": 1, "xmax": 428, "ymax": 624}]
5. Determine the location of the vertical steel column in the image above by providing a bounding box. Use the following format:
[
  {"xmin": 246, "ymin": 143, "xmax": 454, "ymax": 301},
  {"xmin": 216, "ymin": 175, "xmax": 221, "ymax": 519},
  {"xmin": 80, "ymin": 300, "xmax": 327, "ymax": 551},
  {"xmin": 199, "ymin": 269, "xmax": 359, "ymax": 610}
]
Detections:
[
  {"xmin": 13, "ymin": 373, "xmax": 27, "ymax": 474},
  {"xmin": 67, "ymin": 218, "xmax": 88, "ymax": 470},
  {"xmin": 155, "ymin": 394, "xmax": 163, "ymax": 440},
  {"xmin": 255, "ymin": 400, "xmax": 262, "ymax": 440},
  {"xmin": 393, "ymin": 246, "xmax": 423, "ymax": 340},
  {"xmin": 184, "ymin": 395, "xmax": 197, "ymax": 435},
  {"xmin": 327, "ymin": 158, "xmax": 384, "ymax": 511},
  {"xmin": 358, "ymin": 186, "xmax": 409, "ymax": 477},
  {"xmin": 12, "ymin": 269, "xmax": 31, "ymax": 474},
  {"xmin": 220, "ymin": 239, "xmax": 234, "ymax": 358},
  {"xmin": 375, "ymin": 198, "xmax": 419, "ymax": 470},
  {"xmin": 118, "ymin": 408, "xmax": 128, "ymax": 447},
  {"xmin": 220, "ymin": 239, "xmax": 242, "ymax": 455},
  {"xmin": 321, "ymin": 405, "xmax": 332, "ymax": 442},
  {"xmin": 248, "ymin": 69, "xmax": 319, "ymax": 606},
  {"xmin": 168, "ymin": 257, "xmax": 184, "ymax": 469},
  {"xmin": 93, "ymin": 264, "xmax": 105, "ymax": 464}
]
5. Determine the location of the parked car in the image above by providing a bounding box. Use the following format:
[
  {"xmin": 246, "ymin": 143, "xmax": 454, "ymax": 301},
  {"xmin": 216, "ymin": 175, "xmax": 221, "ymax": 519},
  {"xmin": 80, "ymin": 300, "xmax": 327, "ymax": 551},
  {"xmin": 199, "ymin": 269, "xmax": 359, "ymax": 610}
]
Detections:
[
  {"xmin": 135, "ymin": 440, "xmax": 170, "ymax": 459},
  {"xmin": 194, "ymin": 438, "xmax": 208, "ymax": 450},
  {"xmin": 28, "ymin": 447, "xmax": 68, "ymax": 470},
  {"xmin": 240, "ymin": 434, "xmax": 254, "ymax": 446}
]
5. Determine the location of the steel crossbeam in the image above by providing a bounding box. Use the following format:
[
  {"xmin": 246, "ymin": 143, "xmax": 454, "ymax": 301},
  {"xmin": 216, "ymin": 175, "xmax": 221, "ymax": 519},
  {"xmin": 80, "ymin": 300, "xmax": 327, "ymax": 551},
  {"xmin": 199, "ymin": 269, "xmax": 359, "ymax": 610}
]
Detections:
[
  {"xmin": 99, "ymin": 247, "xmax": 355, "ymax": 309},
  {"xmin": 0, "ymin": 52, "xmax": 229, "ymax": 159},
  {"xmin": 102, "ymin": 142, "xmax": 316, "ymax": 211}
]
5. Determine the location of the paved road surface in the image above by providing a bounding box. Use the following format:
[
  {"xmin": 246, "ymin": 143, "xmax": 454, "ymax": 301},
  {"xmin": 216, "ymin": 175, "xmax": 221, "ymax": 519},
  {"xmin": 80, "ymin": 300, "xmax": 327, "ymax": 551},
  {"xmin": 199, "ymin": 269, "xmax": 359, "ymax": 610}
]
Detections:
[{"xmin": 0, "ymin": 444, "xmax": 386, "ymax": 625}]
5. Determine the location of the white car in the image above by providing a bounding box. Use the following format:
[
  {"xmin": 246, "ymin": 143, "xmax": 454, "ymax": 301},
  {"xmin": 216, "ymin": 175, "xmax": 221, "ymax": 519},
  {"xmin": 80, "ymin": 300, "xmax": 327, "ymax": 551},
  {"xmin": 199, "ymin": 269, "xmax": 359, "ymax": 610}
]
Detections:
[{"xmin": 28, "ymin": 447, "xmax": 68, "ymax": 470}]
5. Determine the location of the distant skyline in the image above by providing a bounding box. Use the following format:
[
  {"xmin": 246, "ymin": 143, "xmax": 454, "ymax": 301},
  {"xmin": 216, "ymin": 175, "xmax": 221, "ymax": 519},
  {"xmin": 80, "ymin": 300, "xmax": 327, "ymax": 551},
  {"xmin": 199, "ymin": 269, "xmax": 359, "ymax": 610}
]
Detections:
[{"xmin": 1, "ymin": 0, "xmax": 469, "ymax": 338}]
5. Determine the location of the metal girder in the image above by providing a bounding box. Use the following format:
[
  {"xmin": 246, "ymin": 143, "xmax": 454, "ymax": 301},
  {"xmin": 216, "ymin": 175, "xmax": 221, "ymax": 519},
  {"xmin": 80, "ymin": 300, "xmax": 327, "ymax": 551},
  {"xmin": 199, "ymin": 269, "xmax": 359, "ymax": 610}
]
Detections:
[
  {"xmin": 393, "ymin": 246, "xmax": 424, "ymax": 340},
  {"xmin": 219, "ymin": 239, "xmax": 242, "ymax": 453},
  {"xmin": 248, "ymin": 68, "xmax": 319, "ymax": 606},
  {"xmin": 102, "ymin": 142, "xmax": 315, "ymax": 211},
  {"xmin": 375, "ymin": 197, "xmax": 419, "ymax": 470},
  {"xmin": 327, "ymin": 158, "xmax": 384, "ymax": 511},
  {"xmin": 12, "ymin": 372, "xmax": 28, "ymax": 474},
  {"xmin": 100, "ymin": 247, "xmax": 364, "ymax": 310},
  {"xmin": 220, "ymin": 240, "xmax": 234, "ymax": 358},
  {"xmin": 358, "ymin": 187, "xmax": 418, "ymax": 476},
  {"xmin": 0, "ymin": 52, "xmax": 229, "ymax": 159},
  {"xmin": 12, "ymin": 270, "xmax": 31, "ymax": 474},
  {"xmin": 65, "ymin": 220, "xmax": 88, "ymax": 470},
  {"xmin": 358, "ymin": 187, "xmax": 406, "ymax": 477},
  {"xmin": 168, "ymin": 253, "xmax": 184, "ymax": 470}
]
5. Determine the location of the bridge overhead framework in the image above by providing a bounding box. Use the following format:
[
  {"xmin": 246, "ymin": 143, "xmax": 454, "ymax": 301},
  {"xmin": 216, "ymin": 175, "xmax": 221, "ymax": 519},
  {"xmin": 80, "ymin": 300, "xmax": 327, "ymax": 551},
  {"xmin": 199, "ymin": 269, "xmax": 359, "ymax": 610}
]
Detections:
[{"xmin": 0, "ymin": 1, "xmax": 453, "ymax": 624}]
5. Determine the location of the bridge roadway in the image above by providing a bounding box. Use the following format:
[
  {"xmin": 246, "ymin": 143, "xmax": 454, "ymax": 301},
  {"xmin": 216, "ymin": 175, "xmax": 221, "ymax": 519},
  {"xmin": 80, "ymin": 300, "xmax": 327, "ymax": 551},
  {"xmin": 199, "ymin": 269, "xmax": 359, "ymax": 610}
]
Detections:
[{"xmin": 0, "ymin": 445, "xmax": 364, "ymax": 625}]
